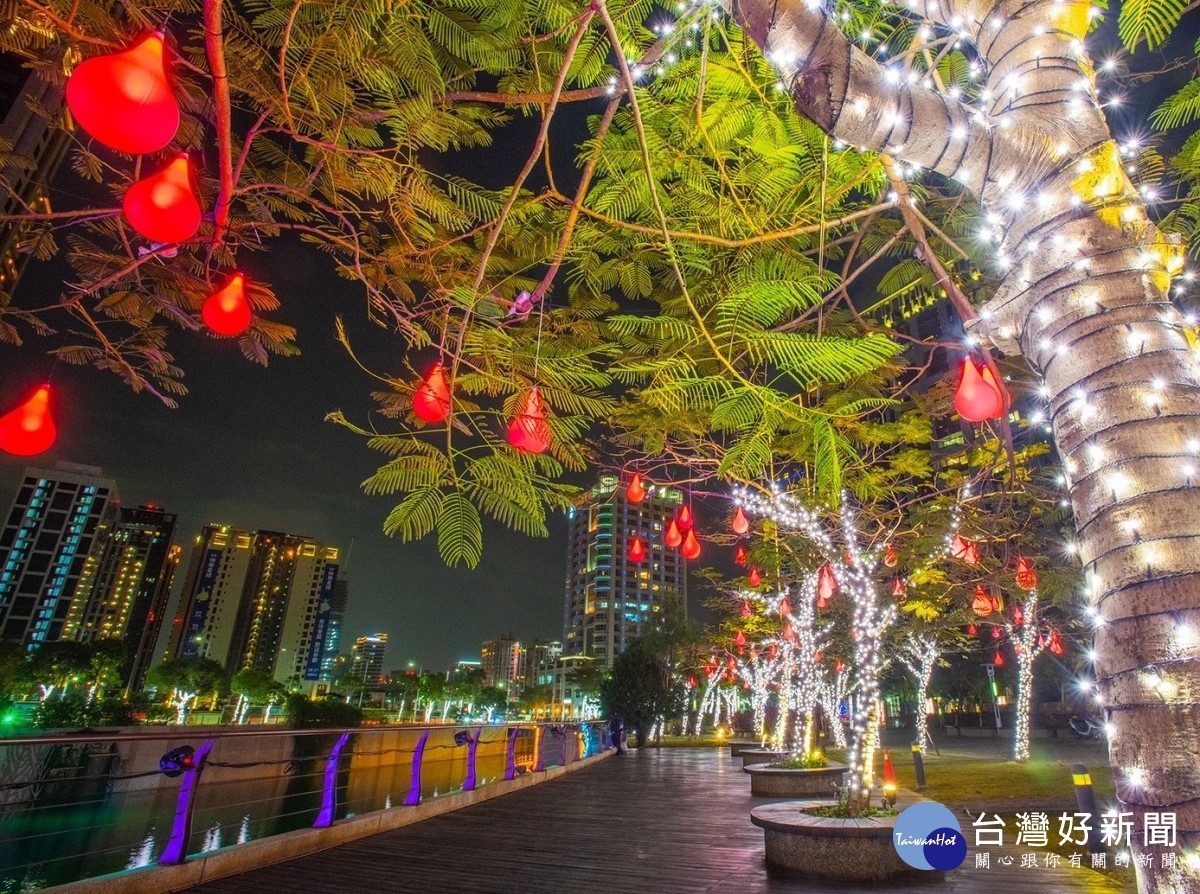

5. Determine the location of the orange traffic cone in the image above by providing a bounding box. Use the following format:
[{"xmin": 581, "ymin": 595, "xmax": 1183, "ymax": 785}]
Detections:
[{"xmin": 882, "ymin": 749, "xmax": 898, "ymax": 806}]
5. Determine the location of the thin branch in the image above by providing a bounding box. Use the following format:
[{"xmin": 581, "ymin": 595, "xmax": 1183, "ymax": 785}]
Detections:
[{"xmin": 204, "ymin": 0, "xmax": 234, "ymax": 241}]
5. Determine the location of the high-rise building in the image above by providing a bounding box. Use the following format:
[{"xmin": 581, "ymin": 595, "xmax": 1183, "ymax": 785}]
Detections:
[
  {"xmin": 165, "ymin": 526, "xmax": 341, "ymax": 685},
  {"xmin": 350, "ymin": 633, "xmax": 388, "ymax": 686},
  {"xmin": 481, "ymin": 633, "xmax": 526, "ymax": 700},
  {"xmin": 62, "ymin": 504, "xmax": 179, "ymax": 690},
  {"xmin": 319, "ymin": 575, "xmax": 350, "ymax": 682},
  {"xmin": 0, "ymin": 463, "xmax": 118, "ymax": 645},
  {"xmin": 562, "ymin": 474, "xmax": 687, "ymax": 669},
  {"xmin": 0, "ymin": 45, "xmax": 72, "ymax": 299},
  {"xmin": 527, "ymin": 639, "xmax": 562, "ymax": 691}
]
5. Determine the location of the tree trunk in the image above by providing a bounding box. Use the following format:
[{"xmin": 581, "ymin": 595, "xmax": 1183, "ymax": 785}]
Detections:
[{"xmin": 726, "ymin": 0, "xmax": 1199, "ymax": 885}]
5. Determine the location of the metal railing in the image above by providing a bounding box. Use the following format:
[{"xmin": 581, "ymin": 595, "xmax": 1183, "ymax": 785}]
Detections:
[{"xmin": 0, "ymin": 720, "xmax": 611, "ymax": 890}]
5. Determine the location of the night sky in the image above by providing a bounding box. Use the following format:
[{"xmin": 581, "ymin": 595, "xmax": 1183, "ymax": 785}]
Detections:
[{"xmin": 0, "ymin": 237, "xmax": 576, "ymax": 672}]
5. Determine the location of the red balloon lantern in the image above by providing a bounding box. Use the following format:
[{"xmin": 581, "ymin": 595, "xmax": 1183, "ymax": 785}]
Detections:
[
  {"xmin": 731, "ymin": 507, "xmax": 750, "ymax": 535},
  {"xmin": 892, "ymin": 578, "xmax": 906, "ymax": 599},
  {"xmin": 1016, "ymin": 556, "xmax": 1038, "ymax": 591},
  {"xmin": 0, "ymin": 385, "xmax": 56, "ymax": 456},
  {"xmin": 955, "ymin": 358, "xmax": 1007, "ymax": 422},
  {"xmin": 626, "ymin": 473, "xmax": 645, "ymax": 503},
  {"xmin": 817, "ymin": 564, "xmax": 838, "ymax": 602},
  {"xmin": 769, "ymin": 644, "xmax": 778, "ymax": 661},
  {"xmin": 1049, "ymin": 630, "xmax": 1065, "ymax": 655},
  {"xmin": 1012, "ymin": 603, "xmax": 1025, "ymax": 626},
  {"xmin": 992, "ymin": 626, "xmax": 1002, "ymax": 639},
  {"xmin": 677, "ymin": 505, "xmax": 694, "ymax": 531},
  {"xmin": 680, "ymin": 528, "xmax": 701, "ymax": 560},
  {"xmin": 779, "ymin": 597, "xmax": 791, "ymax": 616},
  {"xmin": 950, "ymin": 534, "xmax": 979, "ymax": 565},
  {"xmin": 993, "ymin": 650, "xmax": 1005, "ymax": 666},
  {"xmin": 202, "ymin": 273, "xmax": 252, "ymax": 337},
  {"xmin": 507, "ymin": 387, "xmax": 551, "ymax": 454},
  {"xmin": 783, "ymin": 624, "xmax": 796, "ymax": 642},
  {"xmin": 967, "ymin": 623, "xmax": 978, "ymax": 636},
  {"xmin": 883, "ymin": 544, "xmax": 898, "ymax": 567},
  {"xmin": 664, "ymin": 520, "xmax": 682, "ymax": 549},
  {"xmin": 835, "ymin": 660, "xmax": 844, "ymax": 675},
  {"xmin": 748, "ymin": 567, "xmax": 762, "ymax": 587},
  {"xmin": 734, "ymin": 629, "xmax": 746, "ymax": 648},
  {"xmin": 628, "ymin": 535, "xmax": 646, "ymax": 563},
  {"xmin": 734, "ymin": 545, "xmax": 748, "ymax": 566},
  {"xmin": 412, "ymin": 363, "xmax": 451, "ymax": 423},
  {"xmin": 66, "ymin": 33, "xmax": 179, "ymax": 154},
  {"xmin": 123, "ymin": 153, "xmax": 202, "ymax": 244},
  {"xmin": 972, "ymin": 586, "xmax": 994, "ymax": 617},
  {"xmin": 741, "ymin": 601, "xmax": 752, "ymax": 618},
  {"xmin": 813, "ymin": 650, "xmax": 823, "ymax": 663}
]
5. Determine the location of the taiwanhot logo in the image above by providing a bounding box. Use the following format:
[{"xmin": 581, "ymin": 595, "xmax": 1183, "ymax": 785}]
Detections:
[{"xmin": 892, "ymin": 802, "xmax": 967, "ymax": 871}]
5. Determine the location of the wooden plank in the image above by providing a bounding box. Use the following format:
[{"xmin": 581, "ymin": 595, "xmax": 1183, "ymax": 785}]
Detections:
[{"xmin": 182, "ymin": 748, "xmax": 1133, "ymax": 894}]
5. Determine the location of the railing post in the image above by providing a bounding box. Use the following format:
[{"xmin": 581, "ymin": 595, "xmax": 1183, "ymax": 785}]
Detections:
[
  {"xmin": 313, "ymin": 733, "xmax": 351, "ymax": 828},
  {"xmin": 158, "ymin": 739, "xmax": 214, "ymax": 865},
  {"xmin": 504, "ymin": 726, "xmax": 519, "ymax": 780},
  {"xmin": 462, "ymin": 726, "xmax": 483, "ymax": 791},
  {"xmin": 533, "ymin": 725, "xmax": 545, "ymax": 772},
  {"xmin": 404, "ymin": 730, "xmax": 431, "ymax": 806}
]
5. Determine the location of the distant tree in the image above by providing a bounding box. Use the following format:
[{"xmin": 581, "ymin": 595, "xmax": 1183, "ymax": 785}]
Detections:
[
  {"xmin": 600, "ymin": 640, "xmax": 685, "ymax": 748},
  {"xmin": 146, "ymin": 658, "xmax": 228, "ymax": 724},
  {"xmin": 518, "ymin": 683, "xmax": 554, "ymax": 720},
  {"xmin": 83, "ymin": 639, "xmax": 127, "ymax": 704},
  {"xmin": 27, "ymin": 641, "xmax": 93, "ymax": 701},
  {"xmin": 230, "ymin": 668, "xmax": 284, "ymax": 724},
  {"xmin": 284, "ymin": 694, "xmax": 362, "ymax": 729}
]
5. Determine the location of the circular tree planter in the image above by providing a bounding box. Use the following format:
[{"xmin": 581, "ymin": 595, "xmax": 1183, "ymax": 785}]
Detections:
[
  {"xmin": 743, "ymin": 761, "xmax": 847, "ymax": 797},
  {"xmin": 728, "ymin": 741, "xmax": 761, "ymax": 758},
  {"xmin": 740, "ymin": 748, "xmax": 789, "ymax": 766},
  {"xmin": 750, "ymin": 801, "xmax": 924, "ymax": 882}
]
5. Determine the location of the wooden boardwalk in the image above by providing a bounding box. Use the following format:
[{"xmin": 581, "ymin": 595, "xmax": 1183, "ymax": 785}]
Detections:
[{"xmin": 184, "ymin": 747, "xmax": 1133, "ymax": 894}]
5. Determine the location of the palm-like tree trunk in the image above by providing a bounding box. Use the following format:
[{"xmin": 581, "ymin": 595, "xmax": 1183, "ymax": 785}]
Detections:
[{"xmin": 726, "ymin": 0, "xmax": 1198, "ymax": 886}]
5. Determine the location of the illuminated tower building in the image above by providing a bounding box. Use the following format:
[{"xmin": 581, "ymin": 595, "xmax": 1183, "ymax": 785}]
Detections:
[
  {"xmin": 562, "ymin": 474, "xmax": 687, "ymax": 670},
  {"xmin": 0, "ymin": 463, "xmax": 118, "ymax": 645},
  {"xmin": 166, "ymin": 526, "xmax": 340, "ymax": 685},
  {"xmin": 350, "ymin": 633, "xmax": 388, "ymax": 686},
  {"xmin": 62, "ymin": 504, "xmax": 179, "ymax": 690},
  {"xmin": 481, "ymin": 633, "xmax": 526, "ymax": 701},
  {"xmin": 319, "ymin": 575, "xmax": 350, "ymax": 682}
]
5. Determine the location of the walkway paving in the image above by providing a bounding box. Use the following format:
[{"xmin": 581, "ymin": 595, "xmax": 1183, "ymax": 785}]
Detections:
[{"xmin": 184, "ymin": 747, "xmax": 1133, "ymax": 894}]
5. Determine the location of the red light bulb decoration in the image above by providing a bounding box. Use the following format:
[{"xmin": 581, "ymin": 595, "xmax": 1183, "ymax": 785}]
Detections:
[
  {"xmin": 835, "ymin": 660, "xmax": 844, "ymax": 675},
  {"xmin": 1012, "ymin": 603, "xmax": 1024, "ymax": 626},
  {"xmin": 731, "ymin": 507, "xmax": 750, "ymax": 536},
  {"xmin": 628, "ymin": 536, "xmax": 646, "ymax": 563},
  {"xmin": 0, "ymin": 385, "xmax": 56, "ymax": 456},
  {"xmin": 1015, "ymin": 556, "xmax": 1038, "ymax": 591},
  {"xmin": 883, "ymin": 544, "xmax": 898, "ymax": 568},
  {"xmin": 783, "ymin": 625, "xmax": 796, "ymax": 642},
  {"xmin": 892, "ymin": 579, "xmax": 906, "ymax": 599},
  {"xmin": 967, "ymin": 623, "xmax": 978, "ymax": 636},
  {"xmin": 677, "ymin": 505, "xmax": 694, "ymax": 531},
  {"xmin": 993, "ymin": 651, "xmax": 1005, "ymax": 666},
  {"xmin": 779, "ymin": 598, "xmax": 791, "ymax": 617},
  {"xmin": 626, "ymin": 474, "xmax": 645, "ymax": 504},
  {"xmin": 202, "ymin": 273, "xmax": 253, "ymax": 337},
  {"xmin": 734, "ymin": 545, "xmax": 748, "ymax": 566},
  {"xmin": 680, "ymin": 528, "xmax": 701, "ymax": 560},
  {"xmin": 1049, "ymin": 631, "xmax": 1065, "ymax": 656},
  {"xmin": 748, "ymin": 567, "xmax": 762, "ymax": 587},
  {"xmin": 665, "ymin": 520, "xmax": 682, "ymax": 549},
  {"xmin": 507, "ymin": 388, "xmax": 551, "ymax": 454},
  {"xmin": 123, "ymin": 153, "xmax": 202, "ymax": 245},
  {"xmin": 813, "ymin": 651, "xmax": 823, "ymax": 663},
  {"xmin": 412, "ymin": 364, "xmax": 451, "ymax": 423},
  {"xmin": 734, "ymin": 629, "xmax": 746, "ymax": 651},
  {"xmin": 954, "ymin": 358, "xmax": 1006, "ymax": 422},
  {"xmin": 741, "ymin": 601, "xmax": 752, "ymax": 618},
  {"xmin": 66, "ymin": 33, "xmax": 179, "ymax": 154},
  {"xmin": 992, "ymin": 626, "xmax": 1002, "ymax": 639}
]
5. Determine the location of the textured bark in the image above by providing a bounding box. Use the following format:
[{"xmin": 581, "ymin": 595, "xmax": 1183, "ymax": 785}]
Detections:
[{"xmin": 726, "ymin": 0, "xmax": 1200, "ymax": 888}]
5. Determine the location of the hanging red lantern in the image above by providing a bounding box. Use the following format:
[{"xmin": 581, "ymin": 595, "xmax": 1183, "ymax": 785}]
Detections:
[
  {"xmin": 1012, "ymin": 603, "xmax": 1024, "ymax": 626},
  {"xmin": 734, "ymin": 629, "xmax": 746, "ymax": 649},
  {"xmin": 0, "ymin": 385, "xmax": 56, "ymax": 456},
  {"xmin": 66, "ymin": 32, "xmax": 179, "ymax": 154},
  {"xmin": 628, "ymin": 536, "xmax": 646, "ymax": 563},
  {"xmin": 412, "ymin": 363, "xmax": 451, "ymax": 423},
  {"xmin": 992, "ymin": 626, "xmax": 1002, "ymax": 639},
  {"xmin": 967, "ymin": 623, "xmax": 978, "ymax": 636},
  {"xmin": 783, "ymin": 625, "xmax": 796, "ymax": 642},
  {"xmin": 1014, "ymin": 644, "xmax": 1023, "ymax": 656},
  {"xmin": 817, "ymin": 592, "xmax": 830, "ymax": 609},
  {"xmin": 983, "ymin": 365, "xmax": 1012, "ymax": 411},
  {"xmin": 681, "ymin": 528, "xmax": 701, "ymax": 560},
  {"xmin": 835, "ymin": 660, "xmax": 845, "ymax": 675},
  {"xmin": 748, "ymin": 567, "xmax": 762, "ymax": 587},
  {"xmin": 972, "ymin": 586, "xmax": 994, "ymax": 617},
  {"xmin": 727, "ymin": 656, "xmax": 737, "ymax": 674},
  {"xmin": 688, "ymin": 676, "xmax": 697, "ymax": 688},
  {"xmin": 1016, "ymin": 556, "xmax": 1038, "ymax": 591},
  {"xmin": 201, "ymin": 272, "xmax": 252, "ymax": 337},
  {"xmin": 740, "ymin": 601, "xmax": 752, "ymax": 618},
  {"xmin": 1049, "ymin": 631, "xmax": 1065, "ymax": 655},
  {"xmin": 626, "ymin": 473, "xmax": 645, "ymax": 503},
  {"xmin": 731, "ymin": 507, "xmax": 750, "ymax": 535},
  {"xmin": 954, "ymin": 358, "xmax": 1005, "ymax": 422},
  {"xmin": 950, "ymin": 534, "xmax": 979, "ymax": 565},
  {"xmin": 883, "ymin": 544, "xmax": 898, "ymax": 567},
  {"xmin": 993, "ymin": 650, "xmax": 1005, "ymax": 666},
  {"xmin": 769, "ymin": 644, "xmax": 778, "ymax": 661},
  {"xmin": 665, "ymin": 519, "xmax": 682, "ymax": 549},
  {"xmin": 817, "ymin": 564, "xmax": 838, "ymax": 602},
  {"xmin": 892, "ymin": 578, "xmax": 906, "ymax": 599},
  {"xmin": 813, "ymin": 650, "xmax": 823, "ymax": 663},
  {"xmin": 677, "ymin": 505, "xmax": 694, "ymax": 531},
  {"xmin": 779, "ymin": 597, "xmax": 791, "ymax": 617},
  {"xmin": 507, "ymin": 387, "xmax": 551, "ymax": 454},
  {"xmin": 734, "ymin": 545, "xmax": 748, "ymax": 566},
  {"xmin": 123, "ymin": 153, "xmax": 202, "ymax": 244}
]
